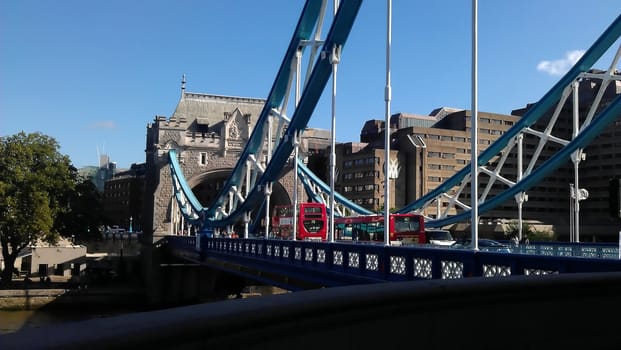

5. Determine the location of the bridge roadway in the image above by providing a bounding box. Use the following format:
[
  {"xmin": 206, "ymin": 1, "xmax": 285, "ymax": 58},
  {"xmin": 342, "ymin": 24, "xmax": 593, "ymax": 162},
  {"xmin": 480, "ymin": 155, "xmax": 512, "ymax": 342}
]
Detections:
[
  {"xmin": 165, "ymin": 236, "xmax": 621, "ymax": 291},
  {"xmin": 2, "ymin": 271, "xmax": 620, "ymax": 349}
]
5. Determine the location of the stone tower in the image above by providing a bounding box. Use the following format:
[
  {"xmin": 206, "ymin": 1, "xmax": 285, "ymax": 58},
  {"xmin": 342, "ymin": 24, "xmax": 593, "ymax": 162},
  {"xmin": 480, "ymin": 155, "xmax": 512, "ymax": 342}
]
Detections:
[{"xmin": 143, "ymin": 90, "xmax": 328, "ymax": 241}]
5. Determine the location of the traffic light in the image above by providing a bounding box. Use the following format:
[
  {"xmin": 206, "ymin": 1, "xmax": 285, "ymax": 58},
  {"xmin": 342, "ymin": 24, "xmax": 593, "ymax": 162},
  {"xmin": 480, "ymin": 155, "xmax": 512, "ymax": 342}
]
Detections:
[{"xmin": 610, "ymin": 177, "xmax": 621, "ymax": 219}]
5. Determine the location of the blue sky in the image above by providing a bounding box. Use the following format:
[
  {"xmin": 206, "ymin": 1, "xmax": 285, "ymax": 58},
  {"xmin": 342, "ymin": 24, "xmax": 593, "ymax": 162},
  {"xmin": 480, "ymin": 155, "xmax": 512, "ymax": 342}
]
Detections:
[{"xmin": 2, "ymin": 1, "xmax": 620, "ymax": 169}]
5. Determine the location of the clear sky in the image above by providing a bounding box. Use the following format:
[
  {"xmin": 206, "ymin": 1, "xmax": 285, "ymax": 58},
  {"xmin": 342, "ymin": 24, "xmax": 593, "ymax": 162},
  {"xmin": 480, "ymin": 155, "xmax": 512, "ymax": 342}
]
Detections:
[{"xmin": 2, "ymin": 1, "xmax": 620, "ymax": 169}]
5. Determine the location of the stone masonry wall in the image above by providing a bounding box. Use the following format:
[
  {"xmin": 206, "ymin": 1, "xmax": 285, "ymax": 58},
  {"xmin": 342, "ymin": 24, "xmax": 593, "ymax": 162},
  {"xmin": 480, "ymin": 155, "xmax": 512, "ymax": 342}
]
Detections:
[{"xmin": 146, "ymin": 93, "xmax": 311, "ymax": 238}]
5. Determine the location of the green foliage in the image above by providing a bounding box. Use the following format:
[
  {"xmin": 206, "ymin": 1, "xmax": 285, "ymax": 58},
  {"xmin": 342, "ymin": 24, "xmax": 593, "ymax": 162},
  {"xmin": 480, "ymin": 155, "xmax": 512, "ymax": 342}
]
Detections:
[
  {"xmin": 377, "ymin": 204, "xmax": 397, "ymax": 213},
  {"xmin": 57, "ymin": 178, "xmax": 104, "ymax": 242},
  {"xmin": 504, "ymin": 220, "xmax": 554, "ymax": 241},
  {"xmin": 0, "ymin": 132, "xmax": 76, "ymax": 283}
]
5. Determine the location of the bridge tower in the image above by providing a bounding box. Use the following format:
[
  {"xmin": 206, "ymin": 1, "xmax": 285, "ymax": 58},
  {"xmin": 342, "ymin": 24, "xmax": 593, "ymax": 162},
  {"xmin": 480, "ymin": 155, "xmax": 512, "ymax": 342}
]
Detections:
[{"xmin": 143, "ymin": 87, "xmax": 329, "ymax": 241}]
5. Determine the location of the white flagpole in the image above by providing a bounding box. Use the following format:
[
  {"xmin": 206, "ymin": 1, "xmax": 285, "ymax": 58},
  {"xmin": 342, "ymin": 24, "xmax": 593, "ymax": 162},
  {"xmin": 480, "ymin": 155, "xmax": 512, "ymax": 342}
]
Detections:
[
  {"xmin": 471, "ymin": 0, "xmax": 479, "ymax": 250},
  {"xmin": 329, "ymin": 0, "xmax": 340, "ymax": 243}
]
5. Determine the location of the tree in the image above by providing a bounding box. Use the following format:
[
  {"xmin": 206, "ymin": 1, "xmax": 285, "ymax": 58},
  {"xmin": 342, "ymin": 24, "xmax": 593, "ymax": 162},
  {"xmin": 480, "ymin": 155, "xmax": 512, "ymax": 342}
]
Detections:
[
  {"xmin": 504, "ymin": 220, "xmax": 553, "ymax": 242},
  {"xmin": 57, "ymin": 178, "xmax": 104, "ymax": 242},
  {"xmin": 0, "ymin": 132, "xmax": 76, "ymax": 284}
]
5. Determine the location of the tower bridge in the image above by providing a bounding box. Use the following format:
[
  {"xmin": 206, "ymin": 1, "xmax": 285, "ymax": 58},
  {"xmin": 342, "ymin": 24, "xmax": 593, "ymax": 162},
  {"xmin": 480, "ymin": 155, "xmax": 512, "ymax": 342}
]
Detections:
[
  {"xmin": 2, "ymin": 1, "xmax": 621, "ymax": 347},
  {"xmin": 145, "ymin": 0, "xmax": 621, "ymax": 301},
  {"xmin": 144, "ymin": 90, "xmax": 332, "ymax": 240},
  {"xmin": 157, "ymin": 1, "xmax": 620, "ymax": 243}
]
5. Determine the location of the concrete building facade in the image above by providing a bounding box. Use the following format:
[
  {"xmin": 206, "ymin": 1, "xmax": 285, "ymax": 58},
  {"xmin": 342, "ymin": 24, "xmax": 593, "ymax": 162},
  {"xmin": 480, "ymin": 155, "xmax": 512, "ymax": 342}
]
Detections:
[
  {"xmin": 509, "ymin": 71, "xmax": 621, "ymax": 239},
  {"xmin": 333, "ymin": 74, "xmax": 621, "ymax": 240},
  {"xmin": 103, "ymin": 162, "xmax": 146, "ymax": 232},
  {"xmin": 9, "ymin": 238, "xmax": 88, "ymax": 278},
  {"xmin": 334, "ymin": 109, "xmax": 519, "ymax": 216},
  {"xmin": 135, "ymin": 72, "xmax": 618, "ymax": 241}
]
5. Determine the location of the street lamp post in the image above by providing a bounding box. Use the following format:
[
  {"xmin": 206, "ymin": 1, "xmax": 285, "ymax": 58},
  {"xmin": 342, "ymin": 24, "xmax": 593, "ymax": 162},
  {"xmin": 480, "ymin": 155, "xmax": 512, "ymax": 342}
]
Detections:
[{"xmin": 383, "ymin": 0, "xmax": 392, "ymax": 247}]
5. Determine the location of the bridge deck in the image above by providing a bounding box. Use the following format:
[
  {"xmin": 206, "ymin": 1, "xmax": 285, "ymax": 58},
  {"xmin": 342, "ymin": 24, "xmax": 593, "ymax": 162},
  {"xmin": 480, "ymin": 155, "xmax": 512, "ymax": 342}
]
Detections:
[{"xmin": 166, "ymin": 236, "xmax": 621, "ymax": 290}]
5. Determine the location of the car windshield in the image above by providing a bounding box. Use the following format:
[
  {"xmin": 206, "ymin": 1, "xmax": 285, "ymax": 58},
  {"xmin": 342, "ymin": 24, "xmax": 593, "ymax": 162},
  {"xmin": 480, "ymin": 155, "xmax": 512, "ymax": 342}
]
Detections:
[{"xmin": 428, "ymin": 230, "xmax": 453, "ymax": 240}]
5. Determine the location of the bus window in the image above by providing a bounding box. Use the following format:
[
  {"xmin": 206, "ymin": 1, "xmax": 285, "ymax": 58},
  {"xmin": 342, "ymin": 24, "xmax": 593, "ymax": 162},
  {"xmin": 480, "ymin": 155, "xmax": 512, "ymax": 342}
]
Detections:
[{"xmin": 272, "ymin": 203, "xmax": 327, "ymax": 240}]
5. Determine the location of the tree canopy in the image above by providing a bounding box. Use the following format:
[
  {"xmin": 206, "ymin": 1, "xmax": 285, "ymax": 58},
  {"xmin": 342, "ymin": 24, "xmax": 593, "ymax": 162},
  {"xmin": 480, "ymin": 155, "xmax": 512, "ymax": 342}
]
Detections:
[
  {"xmin": 0, "ymin": 132, "xmax": 76, "ymax": 283},
  {"xmin": 58, "ymin": 178, "xmax": 104, "ymax": 242}
]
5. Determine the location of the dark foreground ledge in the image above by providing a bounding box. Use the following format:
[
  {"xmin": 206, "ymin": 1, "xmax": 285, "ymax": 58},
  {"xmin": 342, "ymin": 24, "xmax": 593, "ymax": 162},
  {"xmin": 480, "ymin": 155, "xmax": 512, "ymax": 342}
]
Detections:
[{"xmin": 2, "ymin": 271, "xmax": 620, "ymax": 350}]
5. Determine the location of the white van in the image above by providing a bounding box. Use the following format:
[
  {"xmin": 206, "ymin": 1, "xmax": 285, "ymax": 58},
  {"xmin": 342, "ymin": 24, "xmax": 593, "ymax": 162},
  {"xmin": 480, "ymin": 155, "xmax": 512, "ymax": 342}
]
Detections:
[{"xmin": 426, "ymin": 229, "xmax": 456, "ymax": 247}]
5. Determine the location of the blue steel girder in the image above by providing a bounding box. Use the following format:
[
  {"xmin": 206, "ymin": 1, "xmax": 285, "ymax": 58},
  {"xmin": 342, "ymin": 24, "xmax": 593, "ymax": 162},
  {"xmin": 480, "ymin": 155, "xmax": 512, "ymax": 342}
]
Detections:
[
  {"xmin": 204, "ymin": 0, "xmax": 363, "ymax": 228},
  {"xmin": 431, "ymin": 94, "xmax": 621, "ymax": 228},
  {"xmin": 167, "ymin": 7, "xmax": 619, "ymax": 232},
  {"xmin": 169, "ymin": 149, "xmax": 203, "ymax": 224},
  {"xmin": 202, "ymin": 0, "xmax": 326, "ymax": 223},
  {"xmin": 297, "ymin": 160, "xmax": 374, "ymax": 217},
  {"xmin": 396, "ymin": 14, "xmax": 621, "ymax": 228}
]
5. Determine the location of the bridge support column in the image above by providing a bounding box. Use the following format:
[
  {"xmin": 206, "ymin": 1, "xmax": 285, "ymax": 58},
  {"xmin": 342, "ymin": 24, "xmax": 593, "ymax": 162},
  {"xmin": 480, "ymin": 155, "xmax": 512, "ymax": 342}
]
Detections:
[{"xmin": 152, "ymin": 261, "xmax": 248, "ymax": 305}]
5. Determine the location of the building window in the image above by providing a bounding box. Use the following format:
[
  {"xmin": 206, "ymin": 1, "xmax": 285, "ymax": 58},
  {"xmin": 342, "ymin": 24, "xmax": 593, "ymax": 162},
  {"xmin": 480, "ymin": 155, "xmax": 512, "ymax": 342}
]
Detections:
[
  {"xmin": 364, "ymin": 184, "xmax": 376, "ymax": 191},
  {"xmin": 442, "ymin": 153, "xmax": 455, "ymax": 159},
  {"xmin": 199, "ymin": 152, "xmax": 208, "ymax": 165}
]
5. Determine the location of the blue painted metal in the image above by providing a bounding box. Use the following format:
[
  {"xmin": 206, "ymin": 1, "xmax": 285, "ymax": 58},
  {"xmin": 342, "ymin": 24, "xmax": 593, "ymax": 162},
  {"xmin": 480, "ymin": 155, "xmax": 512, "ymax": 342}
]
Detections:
[
  {"xmin": 297, "ymin": 160, "xmax": 374, "ymax": 216},
  {"xmin": 248, "ymin": 198, "xmax": 267, "ymax": 234},
  {"xmin": 396, "ymin": 14, "xmax": 621, "ymax": 217},
  {"xmin": 166, "ymin": 6, "xmax": 619, "ymax": 233},
  {"xmin": 199, "ymin": 0, "xmax": 325, "ymax": 222},
  {"xmin": 205, "ymin": 0, "xmax": 363, "ymax": 227},
  {"xmin": 169, "ymin": 148, "xmax": 203, "ymax": 222},
  {"xmin": 167, "ymin": 236, "xmax": 621, "ymax": 290},
  {"xmin": 429, "ymin": 93, "xmax": 621, "ymax": 227}
]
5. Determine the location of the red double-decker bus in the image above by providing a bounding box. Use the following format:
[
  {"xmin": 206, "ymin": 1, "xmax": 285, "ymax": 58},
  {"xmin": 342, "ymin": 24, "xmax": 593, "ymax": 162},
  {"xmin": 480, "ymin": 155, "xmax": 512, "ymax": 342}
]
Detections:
[
  {"xmin": 335, "ymin": 213, "xmax": 426, "ymax": 244},
  {"xmin": 271, "ymin": 202, "xmax": 327, "ymax": 240}
]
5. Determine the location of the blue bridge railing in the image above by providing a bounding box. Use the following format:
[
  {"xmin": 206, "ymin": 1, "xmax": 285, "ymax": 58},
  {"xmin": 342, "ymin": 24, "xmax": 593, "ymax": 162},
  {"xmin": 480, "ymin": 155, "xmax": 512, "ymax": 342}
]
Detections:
[{"xmin": 165, "ymin": 236, "xmax": 621, "ymax": 290}]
